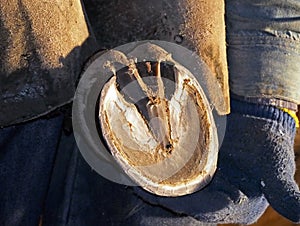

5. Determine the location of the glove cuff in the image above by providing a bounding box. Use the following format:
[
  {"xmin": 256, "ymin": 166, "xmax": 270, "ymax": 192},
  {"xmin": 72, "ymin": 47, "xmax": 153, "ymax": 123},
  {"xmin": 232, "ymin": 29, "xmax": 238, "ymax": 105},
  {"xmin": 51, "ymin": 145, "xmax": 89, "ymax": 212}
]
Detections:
[{"xmin": 230, "ymin": 98, "xmax": 297, "ymax": 134}]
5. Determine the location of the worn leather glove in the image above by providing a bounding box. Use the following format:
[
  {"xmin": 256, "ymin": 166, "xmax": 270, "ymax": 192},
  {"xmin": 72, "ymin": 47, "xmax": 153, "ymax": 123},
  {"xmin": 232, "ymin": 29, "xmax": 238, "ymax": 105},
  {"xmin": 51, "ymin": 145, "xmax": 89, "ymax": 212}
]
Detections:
[{"xmin": 135, "ymin": 98, "xmax": 300, "ymax": 224}]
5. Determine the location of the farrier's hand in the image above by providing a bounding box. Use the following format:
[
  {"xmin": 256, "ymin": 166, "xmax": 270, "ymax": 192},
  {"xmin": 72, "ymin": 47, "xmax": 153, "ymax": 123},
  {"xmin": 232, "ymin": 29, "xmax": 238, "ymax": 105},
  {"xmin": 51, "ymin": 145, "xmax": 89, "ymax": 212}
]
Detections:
[{"xmin": 221, "ymin": 99, "xmax": 300, "ymax": 223}]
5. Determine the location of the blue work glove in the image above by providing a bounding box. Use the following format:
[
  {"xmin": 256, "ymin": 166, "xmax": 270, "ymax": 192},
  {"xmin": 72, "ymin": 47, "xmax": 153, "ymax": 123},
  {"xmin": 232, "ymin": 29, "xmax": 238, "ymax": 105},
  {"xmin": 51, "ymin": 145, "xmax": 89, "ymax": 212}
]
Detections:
[
  {"xmin": 135, "ymin": 98, "xmax": 300, "ymax": 224},
  {"xmin": 225, "ymin": 99, "xmax": 300, "ymax": 222}
]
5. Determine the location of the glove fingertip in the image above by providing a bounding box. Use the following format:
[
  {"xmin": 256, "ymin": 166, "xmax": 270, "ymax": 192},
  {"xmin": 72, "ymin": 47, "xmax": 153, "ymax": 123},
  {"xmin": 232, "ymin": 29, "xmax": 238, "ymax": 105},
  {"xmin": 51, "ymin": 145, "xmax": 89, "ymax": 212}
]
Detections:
[{"xmin": 263, "ymin": 181, "xmax": 300, "ymax": 223}]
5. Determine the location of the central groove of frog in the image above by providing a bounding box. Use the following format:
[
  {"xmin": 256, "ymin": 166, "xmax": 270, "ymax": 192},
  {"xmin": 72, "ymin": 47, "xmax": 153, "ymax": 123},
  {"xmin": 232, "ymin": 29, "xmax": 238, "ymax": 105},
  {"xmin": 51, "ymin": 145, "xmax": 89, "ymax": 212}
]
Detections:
[{"xmin": 116, "ymin": 61, "xmax": 176, "ymax": 153}]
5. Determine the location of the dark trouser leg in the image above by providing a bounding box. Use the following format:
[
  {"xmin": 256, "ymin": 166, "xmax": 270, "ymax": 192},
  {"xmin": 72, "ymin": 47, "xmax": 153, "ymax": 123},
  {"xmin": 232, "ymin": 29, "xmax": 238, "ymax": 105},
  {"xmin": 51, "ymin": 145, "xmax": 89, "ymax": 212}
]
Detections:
[
  {"xmin": 42, "ymin": 133, "xmax": 216, "ymax": 226},
  {"xmin": 0, "ymin": 116, "xmax": 63, "ymax": 226}
]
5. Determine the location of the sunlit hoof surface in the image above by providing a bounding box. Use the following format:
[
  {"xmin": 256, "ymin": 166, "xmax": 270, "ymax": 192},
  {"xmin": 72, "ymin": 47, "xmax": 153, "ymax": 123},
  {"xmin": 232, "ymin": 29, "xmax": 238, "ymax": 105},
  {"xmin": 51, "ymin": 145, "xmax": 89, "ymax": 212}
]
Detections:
[{"xmin": 99, "ymin": 43, "xmax": 218, "ymax": 196}]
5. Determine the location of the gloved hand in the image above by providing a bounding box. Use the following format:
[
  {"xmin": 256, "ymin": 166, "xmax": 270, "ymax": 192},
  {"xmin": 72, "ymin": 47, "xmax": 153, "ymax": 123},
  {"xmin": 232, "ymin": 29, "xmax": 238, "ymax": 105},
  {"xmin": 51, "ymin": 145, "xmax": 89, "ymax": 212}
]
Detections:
[
  {"xmin": 224, "ymin": 99, "xmax": 300, "ymax": 223},
  {"xmin": 134, "ymin": 98, "xmax": 300, "ymax": 224}
]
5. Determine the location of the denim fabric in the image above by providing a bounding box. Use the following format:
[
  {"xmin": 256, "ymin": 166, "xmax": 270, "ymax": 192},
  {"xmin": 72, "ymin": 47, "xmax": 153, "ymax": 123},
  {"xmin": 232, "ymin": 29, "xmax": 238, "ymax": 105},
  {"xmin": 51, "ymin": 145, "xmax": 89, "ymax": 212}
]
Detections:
[
  {"xmin": 42, "ymin": 133, "xmax": 215, "ymax": 226},
  {"xmin": 0, "ymin": 116, "xmax": 63, "ymax": 226},
  {"xmin": 226, "ymin": 0, "xmax": 300, "ymax": 104}
]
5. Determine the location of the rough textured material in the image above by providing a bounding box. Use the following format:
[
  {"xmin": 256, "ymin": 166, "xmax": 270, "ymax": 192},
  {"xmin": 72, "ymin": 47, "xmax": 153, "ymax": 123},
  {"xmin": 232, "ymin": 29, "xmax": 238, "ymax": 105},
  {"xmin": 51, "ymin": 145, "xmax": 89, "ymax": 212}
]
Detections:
[
  {"xmin": 180, "ymin": 0, "xmax": 229, "ymax": 114},
  {"xmin": 83, "ymin": 0, "xmax": 229, "ymax": 114},
  {"xmin": 0, "ymin": 0, "xmax": 97, "ymax": 126}
]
